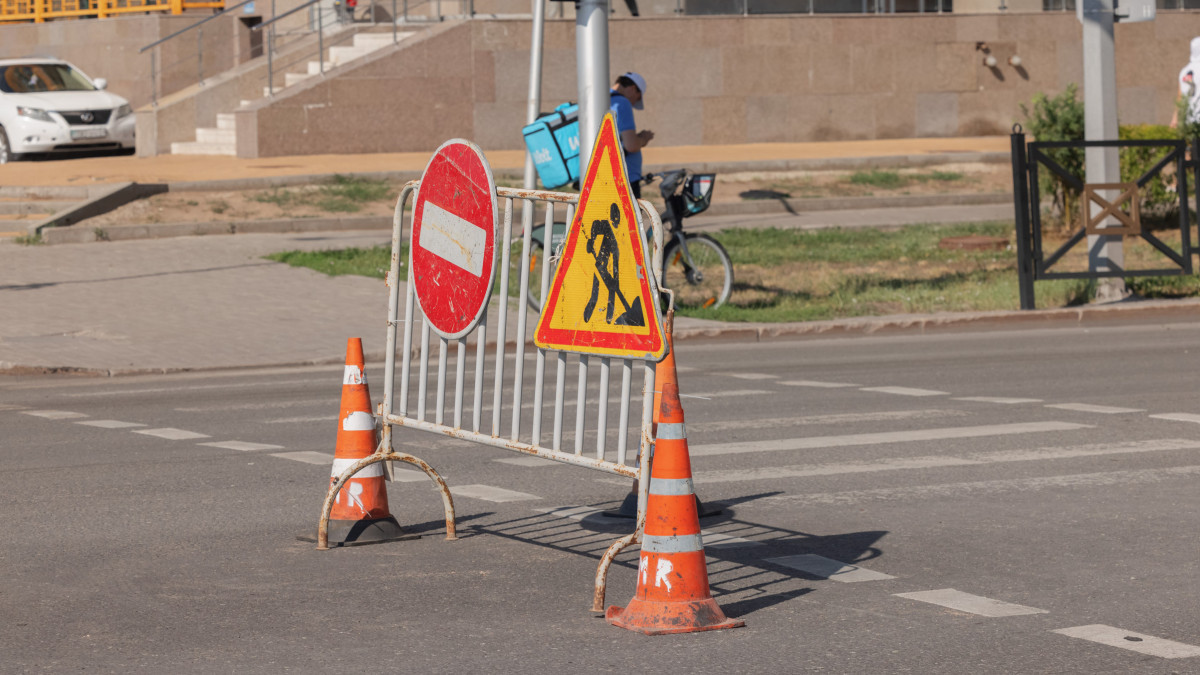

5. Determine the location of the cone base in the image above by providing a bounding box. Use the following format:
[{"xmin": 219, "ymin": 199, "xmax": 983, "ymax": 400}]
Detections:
[
  {"xmin": 301, "ymin": 516, "xmax": 417, "ymax": 547},
  {"xmin": 605, "ymin": 598, "xmax": 745, "ymax": 635}
]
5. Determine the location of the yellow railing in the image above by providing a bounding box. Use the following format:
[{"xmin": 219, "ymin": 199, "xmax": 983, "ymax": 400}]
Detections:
[{"xmin": 0, "ymin": 0, "xmax": 223, "ymax": 23}]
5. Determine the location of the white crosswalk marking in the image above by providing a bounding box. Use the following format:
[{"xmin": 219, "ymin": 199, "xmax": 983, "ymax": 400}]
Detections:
[
  {"xmin": 75, "ymin": 420, "xmax": 146, "ymax": 429},
  {"xmin": 766, "ymin": 554, "xmax": 895, "ymax": 582},
  {"xmin": 133, "ymin": 428, "xmax": 210, "ymax": 440},
  {"xmin": 689, "ymin": 421, "xmax": 1090, "ymax": 456},
  {"xmin": 895, "ymin": 589, "xmax": 1047, "ymax": 617},
  {"xmin": 199, "ymin": 441, "xmax": 285, "ymax": 452},
  {"xmin": 22, "ymin": 410, "xmax": 88, "ymax": 419},
  {"xmin": 1052, "ymin": 625, "xmax": 1200, "ymax": 659},
  {"xmin": 264, "ymin": 415, "xmax": 338, "ymax": 424},
  {"xmin": 954, "ymin": 396, "xmax": 1043, "ymax": 404},
  {"xmin": 685, "ymin": 389, "xmax": 772, "ymax": 399},
  {"xmin": 1149, "ymin": 412, "xmax": 1200, "ymax": 424},
  {"xmin": 689, "ymin": 409, "xmax": 970, "ymax": 434},
  {"xmin": 701, "ymin": 531, "xmax": 763, "ymax": 549},
  {"xmin": 1046, "ymin": 403, "xmax": 1145, "ymax": 414},
  {"xmin": 725, "ymin": 373, "xmax": 779, "ymax": 380},
  {"xmin": 692, "ymin": 439, "xmax": 1200, "ymax": 484},
  {"xmin": 271, "ymin": 451, "xmax": 334, "ymax": 465},
  {"xmin": 779, "ymin": 380, "xmax": 860, "ymax": 388},
  {"xmin": 453, "ymin": 485, "xmax": 540, "ymax": 502},
  {"xmin": 175, "ymin": 399, "xmax": 331, "ymax": 412},
  {"xmin": 860, "ymin": 386, "xmax": 948, "ymax": 397}
]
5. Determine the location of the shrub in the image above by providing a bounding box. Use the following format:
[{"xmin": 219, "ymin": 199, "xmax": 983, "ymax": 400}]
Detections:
[{"xmin": 1020, "ymin": 84, "xmax": 1084, "ymax": 227}]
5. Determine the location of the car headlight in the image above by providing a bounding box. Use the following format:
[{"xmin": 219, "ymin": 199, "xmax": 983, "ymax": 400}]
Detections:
[
  {"xmin": 115, "ymin": 104, "xmax": 132, "ymax": 119},
  {"xmin": 17, "ymin": 106, "xmax": 53, "ymax": 123}
]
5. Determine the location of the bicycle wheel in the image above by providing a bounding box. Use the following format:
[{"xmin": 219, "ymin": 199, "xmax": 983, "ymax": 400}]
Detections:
[
  {"xmin": 661, "ymin": 233, "xmax": 733, "ymax": 310},
  {"xmin": 507, "ymin": 238, "xmax": 550, "ymax": 313}
]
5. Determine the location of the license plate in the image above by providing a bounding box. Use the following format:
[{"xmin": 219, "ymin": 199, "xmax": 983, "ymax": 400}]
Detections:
[{"xmin": 70, "ymin": 128, "xmax": 108, "ymax": 140}]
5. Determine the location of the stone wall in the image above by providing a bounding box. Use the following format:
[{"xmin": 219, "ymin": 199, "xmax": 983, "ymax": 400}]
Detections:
[{"xmin": 237, "ymin": 12, "xmax": 1200, "ymax": 157}]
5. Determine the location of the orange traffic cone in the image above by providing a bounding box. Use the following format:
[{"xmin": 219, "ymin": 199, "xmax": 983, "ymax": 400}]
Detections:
[
  {"xmin": 604, "ymin": 318, "xmax": 720, "ymax": 519},
  {"xmin": 325, "ymin": 338, "xmax": 407, "ymax": 546},
  {"xmin": 605, "ymin": 349, "xmax": 744, "ymax": 635}
]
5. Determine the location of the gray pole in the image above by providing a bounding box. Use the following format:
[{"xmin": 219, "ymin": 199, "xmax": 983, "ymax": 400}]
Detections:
[
  {"xmin": 523, "ymin": 0, "xmax": 547, "ymax": 191},
  {"xmin": 1081, "ymin": 0, "xmax": 1126, "ymax": 300},
  {"xmin": 576, "ymin": 0, "xmax": 610, "ymax": 166}
]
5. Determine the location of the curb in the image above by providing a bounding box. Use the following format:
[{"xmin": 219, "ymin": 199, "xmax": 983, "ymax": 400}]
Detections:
[{"xmin": 4, "ymin": 297, "xmax": 1197, "ymax": 377}]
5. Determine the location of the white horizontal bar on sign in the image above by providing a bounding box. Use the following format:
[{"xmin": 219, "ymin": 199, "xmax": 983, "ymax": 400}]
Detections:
[
  {"xmin": 766, "ymin": 554, "xmax": 894, "ymax": 582},
  {"xmin": 1052, "ymin": 625, "xmax": 1200, "ymax": 659},
  {"xmin": 894, "ymin": 589, "xmax": 1047, "ymax": 617},
  {"xmin": 688, "ymin": 421, "xmax": 1091, "ymax": 457},
  {"xmin": 418, "ymin": 201, "xmax": 487, "ymax": 277}
]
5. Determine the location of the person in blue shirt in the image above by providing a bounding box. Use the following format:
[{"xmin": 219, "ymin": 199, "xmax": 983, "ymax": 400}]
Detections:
[{"xmin": 610, "ymin": 72, "xmax": 654, "ymax": 199}]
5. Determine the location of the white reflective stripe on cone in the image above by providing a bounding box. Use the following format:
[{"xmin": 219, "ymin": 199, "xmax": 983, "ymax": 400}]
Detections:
[
  {"xmin": 642, "ymin": 533, "xmax": 704, "ymax": 553},
  {"xmin": 656, "ymin": 423, "xmax": 686, "ymax": 440},
  {"xmin": 649, "ymin": 477, "xmax": 695, "ymax": 496},
  {"xmin": 344, "ymin": 365, "xmax": 366, "ymax": 385},
  {"xmin": 342, "ymin": 411, "xmax": 375, "ymax": 430},
  {"xmin": 330, "ymin": 458, "xmax": 385, "ymax": 478}
]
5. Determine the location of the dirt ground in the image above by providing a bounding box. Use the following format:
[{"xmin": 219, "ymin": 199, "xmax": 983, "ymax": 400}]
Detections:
[{"xmin": 81, "ymin": 162, "xmax": 1012, "ymax": 229}]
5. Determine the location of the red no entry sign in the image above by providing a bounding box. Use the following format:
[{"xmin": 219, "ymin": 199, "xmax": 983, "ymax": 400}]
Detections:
[{"xmin": 410, "ymin": 140, "xmax": 499, "ymax": 340}]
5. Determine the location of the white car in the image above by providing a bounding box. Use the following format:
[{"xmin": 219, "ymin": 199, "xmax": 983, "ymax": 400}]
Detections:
[{"xmin": 0, "ymin": 58, "xmax": 136, "ymax": 164}]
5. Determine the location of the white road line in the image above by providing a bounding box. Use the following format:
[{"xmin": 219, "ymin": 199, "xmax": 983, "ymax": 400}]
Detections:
[
  {"xmin": 725, "ymin": 373, "xmax": 779, "ymax": 381},
  {"xmin": 693, "ymin": 439, "xmax": 1200, "ymax": 484},
  {"xmin": 1053, "ymin": 625, "xmax": 1200, "ymax": 659},
  {"xmin": 894, "ymin": 589, "xmax": 1048, "ymax": 617},
  {"xmin": 954, "ymin": 396, "xmax": 1044, "ymax": 404},
  {"xmin": 685, "ymin": 389, "xmax": 773, "ymax": 399},
  {"xmin": 766, "ymin": 554, "xmax": 895, "ymax": 582},
  {"xmin": 1046, "ymin": 403, "xmax": 1145, "ymax": 414},
  {"xmin": 133, "ymin": 428, "xmax": 210, "ymax": 440},
  {"xmin": 0, "ymin": 404, "xmax": 28, "ymax": 411},
  {"xmin": 860, "ymin": 386, "xmax": 948, "ymax": 397},
  {"xmin": 175, "ymin": 399, "xmax": 331, "ymax": 412},
  {"xmin": 63, "ymin": 378, "xmax": 326, "ymax": 398},
  {"xmin": 494, "ymin": 456, "xmax": 560, "ymax": 467},
  {"xmin": 702, "ymin": 531, "xmax": 763, "ymax": 549},
  {"xmin": 1149, "ymin": 412, "xmax": 1200, "ymax": 424},
  {"xmin": 199, "ymin": 441, "xmax": 285, "ymax": 452},
  {"xmin": 22, "ymin": 410, "xmax": 88, "ymax": 419},
  {"xmin": 453, "ymin": 484, "xmax": 541, "ymax": 502},
  {"xmin": 763, "ymin": 464, "xmax": 1200, "ymax": 506},
  {"xmin": 263, "ymin": 415, "xmax": 338, "ymax": 424},
  {"xmin": 388, "ymin": 467, "xmax": 431, "ymax": 482},
  {"xmin": 271, "ymin": 451, "xmax": 334, "ymax": 465},
  {"xmin": 689, "ymin": 409, "xmax": 970, "ymax": 434},
  {"xmin": 689, "ymin": 421, "xmax": 1091, "ymax": 457},
  {"xmin": 75, "ymin": 420, "xmax": 146, "ymax": 429},
  {"xmin": 779, "ymin": 380, "xmax": 860, "ymax": 388}
]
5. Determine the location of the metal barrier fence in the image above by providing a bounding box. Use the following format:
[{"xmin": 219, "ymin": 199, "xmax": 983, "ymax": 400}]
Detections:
[
  {"xmin": 319, "ymin": 180, "xmax": 668, "ymax": 611},
  {"xmin": 1010, "ymin": 126, "xmax": 1198, "ymax": 310},
  {"xmin": 1, "ymin": 0, "xmax": 222, "ymax": 24}
]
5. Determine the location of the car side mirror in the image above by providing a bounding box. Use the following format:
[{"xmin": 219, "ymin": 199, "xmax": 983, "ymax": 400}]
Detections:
[{"xmin": 93, "ymin": 78, "xmax": 107, "ymax": 90}]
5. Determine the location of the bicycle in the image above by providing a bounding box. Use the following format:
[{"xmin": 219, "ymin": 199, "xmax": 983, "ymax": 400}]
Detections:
[{"xmin": 514, "ymin": 168, "xmax": 734, "ymax": 313}]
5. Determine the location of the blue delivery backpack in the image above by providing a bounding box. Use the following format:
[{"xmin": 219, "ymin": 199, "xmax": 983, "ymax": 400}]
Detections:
[{"xmin": 522, "ymin": 102, "xmax": 580, "ymax": 190}]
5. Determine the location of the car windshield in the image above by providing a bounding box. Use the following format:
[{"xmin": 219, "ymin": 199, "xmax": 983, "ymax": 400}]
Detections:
[{"xmin": 0, "ymin": 63, "xmax": 96, "ymax": 94}]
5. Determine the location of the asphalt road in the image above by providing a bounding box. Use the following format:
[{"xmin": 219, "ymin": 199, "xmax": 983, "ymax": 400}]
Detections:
[{"xmin": 3, "ymin": 318, "xmax": 1200, "ymax": 673}]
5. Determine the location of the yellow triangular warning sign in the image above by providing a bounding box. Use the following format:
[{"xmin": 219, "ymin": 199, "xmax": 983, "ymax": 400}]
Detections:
[{"xmin": 534, "ymin": 113, "xmax": 667, "ymax": 361}]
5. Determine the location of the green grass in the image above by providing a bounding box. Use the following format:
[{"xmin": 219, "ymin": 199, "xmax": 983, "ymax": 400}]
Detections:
[
  {"xmin": 848, "ymin": 170, "xmax": 905, "ymax": 189},
  {"xmin": 252, "ymin": 175, "xmax": 393, "ymax": 214},
  {"xmin": 263, "ymin": 221, "xmax": 1200, "ymax": 323},
  {"xmin": 13, "ymin": 233, "xmax": 43, "ymax": 245}
]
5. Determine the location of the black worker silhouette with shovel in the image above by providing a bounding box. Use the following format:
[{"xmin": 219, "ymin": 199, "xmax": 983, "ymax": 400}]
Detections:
[{"xmin": 583, "ymin": 202, "xmax": 645, "ymax": 327}]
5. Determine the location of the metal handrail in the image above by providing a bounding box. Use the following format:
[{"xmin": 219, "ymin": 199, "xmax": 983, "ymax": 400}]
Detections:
[
  {"xmin": 138, "ymin": 0, "xmax": 256, "ymax": 54},
  {"xmin": 252, "ymin": 0, "xmax": 321, "ymax": 30}
]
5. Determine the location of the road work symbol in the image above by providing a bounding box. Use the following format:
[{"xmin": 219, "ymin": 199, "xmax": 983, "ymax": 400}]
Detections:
[
  {"xmin": 584, "ymin": 202, "xmax": 646, "ymax": 327},
  {"xmin": 534, "ymin": 112, "xmax": 666, "ymax": 361}
]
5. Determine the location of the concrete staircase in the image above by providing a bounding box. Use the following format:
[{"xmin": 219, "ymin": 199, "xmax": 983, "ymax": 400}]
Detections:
[{"xmin": 171, "ymin": 30, "xmax": 415, "ymax": 156}]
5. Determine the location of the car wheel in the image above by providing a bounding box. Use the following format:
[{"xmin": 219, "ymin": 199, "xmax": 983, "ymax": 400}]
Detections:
[{"xmin": 0, "ymin": 127, "xmax": 16, "ymax": 165}]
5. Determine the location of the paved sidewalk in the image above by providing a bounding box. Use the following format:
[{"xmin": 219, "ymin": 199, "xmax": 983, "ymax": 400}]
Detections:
[{"xmin": 2, "ymin": 228, "xmax": 1198, "ymax": 376}]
